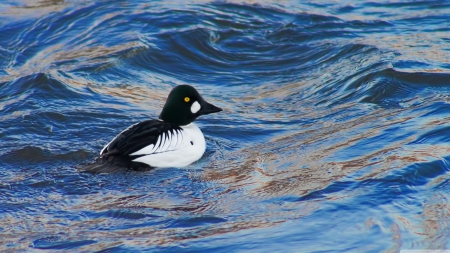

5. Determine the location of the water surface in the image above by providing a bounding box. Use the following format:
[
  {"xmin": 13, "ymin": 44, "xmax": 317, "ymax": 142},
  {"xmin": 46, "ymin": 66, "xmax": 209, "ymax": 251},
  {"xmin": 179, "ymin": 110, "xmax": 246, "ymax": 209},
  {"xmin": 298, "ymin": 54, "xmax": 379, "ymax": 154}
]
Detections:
[{"xmin": 1, "ymin": 0, "xmax": 450, "ymax": 252}]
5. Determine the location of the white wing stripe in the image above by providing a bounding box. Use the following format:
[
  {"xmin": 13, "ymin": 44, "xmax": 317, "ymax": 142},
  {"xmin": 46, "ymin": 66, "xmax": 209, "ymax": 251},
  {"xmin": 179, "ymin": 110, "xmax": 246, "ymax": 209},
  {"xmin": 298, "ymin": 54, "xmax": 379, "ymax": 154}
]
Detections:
[
  {"xmin": 130, "ymin": 129, "xmax": 189, "ymax": 156},
  {"xmin": 153, "ymin": 134, "xmax": 162, "ymax": 153},
  {"xmin": 159, "ymin": 133, "xmax": 166, "ymax": 152},
  {"xmin": 168, "ymin": 130, "xmax": 177, "ymax": 150},
  {"xmin": 178, "ymin": 130, "xmax": 182, "ymax": 147},
  {"xmin": 161, "ymin": 132, "xmax": 170, "ymax": 152}
]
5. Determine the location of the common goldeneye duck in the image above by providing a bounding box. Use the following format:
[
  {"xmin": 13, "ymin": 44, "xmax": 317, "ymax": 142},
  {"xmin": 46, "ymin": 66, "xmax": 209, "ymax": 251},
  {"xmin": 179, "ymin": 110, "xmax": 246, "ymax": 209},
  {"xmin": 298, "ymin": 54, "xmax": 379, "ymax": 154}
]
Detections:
[{"xmin": 79, "ymin": 85, "xmax": 222, "ymax": 173}]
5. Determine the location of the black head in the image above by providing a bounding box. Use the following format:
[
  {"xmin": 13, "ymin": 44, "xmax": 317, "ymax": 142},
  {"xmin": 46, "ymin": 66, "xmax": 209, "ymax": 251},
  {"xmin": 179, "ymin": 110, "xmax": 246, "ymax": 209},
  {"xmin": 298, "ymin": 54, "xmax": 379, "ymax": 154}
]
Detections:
[{"xmin": 159, "ymin": 85, "xmax": 222, "ymax": 126}]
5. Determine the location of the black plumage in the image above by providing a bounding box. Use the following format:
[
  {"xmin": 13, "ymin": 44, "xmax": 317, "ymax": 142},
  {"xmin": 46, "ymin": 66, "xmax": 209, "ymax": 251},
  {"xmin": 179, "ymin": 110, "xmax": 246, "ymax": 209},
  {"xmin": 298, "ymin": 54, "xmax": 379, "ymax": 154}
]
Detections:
[{"xmin": 79, "ymin": 120, "xmax": 182, "ymax": 173}]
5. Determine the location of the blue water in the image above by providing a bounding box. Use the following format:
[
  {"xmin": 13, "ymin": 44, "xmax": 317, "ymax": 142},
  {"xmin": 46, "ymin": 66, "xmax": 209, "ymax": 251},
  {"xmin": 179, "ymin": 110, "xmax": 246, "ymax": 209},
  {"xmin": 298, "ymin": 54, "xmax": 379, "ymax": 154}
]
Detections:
[{"xmin": 1, "ymin": 0, "xmax": 450, "ymax": 251}]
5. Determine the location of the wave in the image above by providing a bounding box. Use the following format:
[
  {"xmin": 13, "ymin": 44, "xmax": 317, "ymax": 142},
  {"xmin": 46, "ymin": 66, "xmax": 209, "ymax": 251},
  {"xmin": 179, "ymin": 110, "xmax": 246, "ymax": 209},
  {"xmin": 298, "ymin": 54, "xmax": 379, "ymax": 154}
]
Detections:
[{"xmin": 1, "ymin": 1, "xmax": 450, "ymax": 251}]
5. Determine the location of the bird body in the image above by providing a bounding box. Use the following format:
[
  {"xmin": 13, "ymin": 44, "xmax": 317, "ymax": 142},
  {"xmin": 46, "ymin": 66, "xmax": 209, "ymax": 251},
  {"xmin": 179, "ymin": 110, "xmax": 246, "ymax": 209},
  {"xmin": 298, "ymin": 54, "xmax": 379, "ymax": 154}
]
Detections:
[{"xmin": 79, "ymin": 85, "xmax": 222, "ymax": 173}]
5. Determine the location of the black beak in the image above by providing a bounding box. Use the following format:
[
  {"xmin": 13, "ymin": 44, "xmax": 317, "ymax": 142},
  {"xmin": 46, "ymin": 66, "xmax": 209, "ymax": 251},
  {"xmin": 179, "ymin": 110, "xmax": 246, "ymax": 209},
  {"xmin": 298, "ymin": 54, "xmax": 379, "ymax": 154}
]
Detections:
[{"xmin": 199, "ymin": 100, "xmax": 222, "ymax": 115}]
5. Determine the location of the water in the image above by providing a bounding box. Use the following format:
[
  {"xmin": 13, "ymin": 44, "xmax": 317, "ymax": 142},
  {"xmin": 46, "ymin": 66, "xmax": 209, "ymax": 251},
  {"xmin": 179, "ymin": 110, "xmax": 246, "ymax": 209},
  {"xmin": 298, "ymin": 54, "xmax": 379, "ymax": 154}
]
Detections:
[{"xmin": 1, "ymin": 0, "xmax": 450, "ymax": 251}]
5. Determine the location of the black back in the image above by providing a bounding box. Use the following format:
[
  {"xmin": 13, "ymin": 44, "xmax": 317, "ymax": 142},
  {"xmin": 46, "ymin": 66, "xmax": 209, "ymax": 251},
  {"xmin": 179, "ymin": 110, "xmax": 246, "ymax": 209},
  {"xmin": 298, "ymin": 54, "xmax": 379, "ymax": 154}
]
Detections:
[
  {"xmin": 79, "ymin": 120, "xmax": 182, "ymax": 173},
  {"xmin": 102, "ymin": 119, "xmax": 182, "ymax": 157}
]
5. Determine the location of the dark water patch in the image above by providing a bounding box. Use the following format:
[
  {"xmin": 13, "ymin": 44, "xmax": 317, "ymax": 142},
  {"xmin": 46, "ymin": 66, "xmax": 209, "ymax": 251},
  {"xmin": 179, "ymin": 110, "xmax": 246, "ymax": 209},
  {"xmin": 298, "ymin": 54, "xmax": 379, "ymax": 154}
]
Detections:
[
  {"xmin": 404, "ymin": 159, "xmax": 450, "ymax": 184},
  {"xmin": 327, "ymin": 68, "xmax": 450, "ymax": 107},
  {"xmin": 347, "ymin": 158, "xmax": 450, "ymax": 204},
  {"xmin": 0, "ymin": 146, "xmax": 90, "ymax": 166},
  {"xmin": 0, "ymin": 73, "xmax": 91, "ymax": 104},
  {"xmin": 365, "ymin": 1, "xmax": 450, "ymax": 9},
  {"xmin": 298, "ymin": 181, "xmax": 356, "ymax": 202},
  {"xmin": 411, "ymin": 102, "xmax": 450, "ymax": 120},
  {"xmin": 336, "ymin": 5, "xmax": 358, "ymax": 14},
  {"xmin": 396, "ymin": 15, "xmax": 450, "ymax": 28},
  {"xmin": 32, "ymin": 236, "xmax": 96, "ymax": 250},
  {"xmin": 95, "ymin": 245, "xmax": 128, "ymax": 252},
  {"xmin": 414, "ymin": 126, "xmax": 450, "ymax": 145},
  {"xmin": 167, "ymin": 216, "xmax": 227, "ymax": 228},
  {"xmin": 83, "ymin": 209, "xmax": 149, "ymax": 220},
  {"xmin": 347, "ymin": 19, "xmax": 393, "ymax": 30}
]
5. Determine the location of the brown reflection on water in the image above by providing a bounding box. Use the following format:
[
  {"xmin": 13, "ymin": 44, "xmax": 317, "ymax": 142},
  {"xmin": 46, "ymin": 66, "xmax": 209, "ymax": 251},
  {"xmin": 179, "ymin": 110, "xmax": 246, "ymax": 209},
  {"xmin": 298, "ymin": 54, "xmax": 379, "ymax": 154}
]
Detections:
[
  {"xmin": 202, "ymin": 105, "xmax": 409, "ymax": 196},
  {"xmin": 197, "ymin": 100, "xmax": 450, "ymax": 249},
  {"xmin": 359, "ymin": 32, "xmax": 450, "ymax": 73},
  {"xmin": 419, "ymin": 193, "xmax": 450, "ymax": 248},
  {"xmin": 0, "ymin": 217, "xmax": 285, "ymax": 249},
  {"xmin": 0, "ymin": 183, "xmax": 318, "ymax": 250},
  {"xmin": 2, "ymin": 42, "xmax": 147, "ymax": 84},
  {"xmin": 397, "ymin": 192, "xmax": 450, "ymax": 249},
  {"xmin": 95, "ymin": 84, "xmax": 168, "ymax": 106},
  {"xmin": 2, "ymin": 99, "xmax": 450, "ymax": 250},
  {"xmin": 1, "ymin": 0, "xmax": 67, "ymax": 16}
]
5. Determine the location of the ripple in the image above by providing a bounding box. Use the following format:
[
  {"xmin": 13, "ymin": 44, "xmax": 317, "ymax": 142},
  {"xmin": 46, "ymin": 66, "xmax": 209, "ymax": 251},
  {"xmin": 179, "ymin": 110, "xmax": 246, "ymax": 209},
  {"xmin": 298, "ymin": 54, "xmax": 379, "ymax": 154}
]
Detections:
[{"xmin": 2, "ymin": 1, "xmax": 450, "ymax": 252}]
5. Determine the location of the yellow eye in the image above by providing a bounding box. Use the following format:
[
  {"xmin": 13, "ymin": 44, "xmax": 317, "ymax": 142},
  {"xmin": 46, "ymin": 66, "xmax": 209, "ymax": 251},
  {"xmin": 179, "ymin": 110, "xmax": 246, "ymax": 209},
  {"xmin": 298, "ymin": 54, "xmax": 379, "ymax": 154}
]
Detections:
[{"xmin": 184, "ymin": 97, "xmax": 190, "ymax": 102}]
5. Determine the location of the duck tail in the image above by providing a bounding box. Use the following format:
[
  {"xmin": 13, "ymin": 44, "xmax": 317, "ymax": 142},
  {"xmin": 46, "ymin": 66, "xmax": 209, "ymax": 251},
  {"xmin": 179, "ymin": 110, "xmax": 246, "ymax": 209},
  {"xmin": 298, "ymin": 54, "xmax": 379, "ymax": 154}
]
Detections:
[
  {"xmin": 78, "ymin": 155, "xmax": 153, "ymax": 173},
  {"xmin": 78, "ymin": 156, "xmax": 128, "ymax": 174}
]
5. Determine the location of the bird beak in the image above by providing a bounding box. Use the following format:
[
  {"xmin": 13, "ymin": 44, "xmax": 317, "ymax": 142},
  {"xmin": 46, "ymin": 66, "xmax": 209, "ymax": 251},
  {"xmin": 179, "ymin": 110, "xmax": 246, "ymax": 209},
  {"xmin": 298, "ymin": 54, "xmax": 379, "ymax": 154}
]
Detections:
[{"xmin": 199, "ymin": 100, "xmax": 222, "ymax": 115}]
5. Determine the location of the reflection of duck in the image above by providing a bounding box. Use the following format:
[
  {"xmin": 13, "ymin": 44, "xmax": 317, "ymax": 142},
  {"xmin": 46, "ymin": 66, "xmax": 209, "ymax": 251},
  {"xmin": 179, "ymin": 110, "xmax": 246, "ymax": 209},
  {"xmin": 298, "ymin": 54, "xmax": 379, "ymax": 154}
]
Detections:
[{"xmin": 80, "ymin": 85, "xmax": 222, "ymax": 173}]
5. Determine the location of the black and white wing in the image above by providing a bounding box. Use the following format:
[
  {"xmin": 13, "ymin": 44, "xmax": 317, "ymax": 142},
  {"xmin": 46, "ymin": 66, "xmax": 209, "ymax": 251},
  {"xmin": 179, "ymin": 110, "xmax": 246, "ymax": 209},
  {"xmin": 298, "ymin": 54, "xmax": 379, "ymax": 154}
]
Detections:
[
  {"xmin": 102, "ymin": 119, "xmax": 191, "ymax": 157},
  {"xmin": 80, "ymin": 120, "xmax": 190, "ymax": 173}
]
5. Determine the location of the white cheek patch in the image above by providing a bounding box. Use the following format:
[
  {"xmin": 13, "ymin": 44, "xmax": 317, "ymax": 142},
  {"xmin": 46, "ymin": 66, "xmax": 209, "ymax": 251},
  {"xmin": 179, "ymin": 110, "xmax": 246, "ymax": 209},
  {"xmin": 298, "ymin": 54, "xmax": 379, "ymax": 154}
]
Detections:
[{"xmin": 191, "ymin": 101, "xmax": 201, "ymax": 114}]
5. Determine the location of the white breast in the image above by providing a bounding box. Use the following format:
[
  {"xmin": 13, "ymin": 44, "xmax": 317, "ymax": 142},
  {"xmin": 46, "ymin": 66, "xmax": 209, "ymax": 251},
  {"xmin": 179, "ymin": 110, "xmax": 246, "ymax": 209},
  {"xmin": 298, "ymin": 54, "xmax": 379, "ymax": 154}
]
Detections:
[{"xmin": 131, "ymin": 123, "xmax": 206, "ymax": 168}]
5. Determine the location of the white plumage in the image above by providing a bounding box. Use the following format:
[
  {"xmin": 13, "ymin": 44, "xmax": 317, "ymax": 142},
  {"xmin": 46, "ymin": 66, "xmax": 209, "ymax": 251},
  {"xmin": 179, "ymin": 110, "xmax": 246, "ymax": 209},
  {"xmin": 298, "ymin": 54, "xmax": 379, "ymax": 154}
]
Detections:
[{"xmin": 131, "ymin": 123, "xmax": 206, "ymax": 168}]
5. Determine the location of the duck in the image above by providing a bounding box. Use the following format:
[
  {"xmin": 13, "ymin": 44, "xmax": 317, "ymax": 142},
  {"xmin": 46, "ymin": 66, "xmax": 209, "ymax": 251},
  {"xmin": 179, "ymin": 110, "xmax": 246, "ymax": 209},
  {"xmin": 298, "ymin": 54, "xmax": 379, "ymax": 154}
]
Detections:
[{"xmin": 79, "ymin": 85, "xmax": 222, "ymax": 173}]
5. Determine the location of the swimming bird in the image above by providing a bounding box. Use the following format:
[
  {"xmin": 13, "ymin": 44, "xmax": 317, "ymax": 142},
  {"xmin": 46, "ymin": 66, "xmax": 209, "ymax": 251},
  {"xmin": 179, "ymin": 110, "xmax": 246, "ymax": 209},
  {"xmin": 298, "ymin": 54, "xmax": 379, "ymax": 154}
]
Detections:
[{"xmin": 79, "ymin": 85, "xmax": 222, "ymax": 173}]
